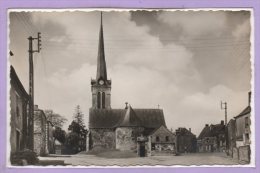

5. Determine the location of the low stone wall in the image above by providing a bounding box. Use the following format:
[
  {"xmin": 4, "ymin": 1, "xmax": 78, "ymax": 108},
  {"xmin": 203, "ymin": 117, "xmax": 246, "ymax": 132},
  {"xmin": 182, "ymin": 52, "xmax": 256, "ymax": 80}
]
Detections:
[
  {"xmin": 238, "ymin": 145, "xmax": 250, "ymax": 163},
  {"xmin": 231, "ymin": 146, "xmax": 250, "ymax": 164},
  {"xmin": 232, "ymin": 147, "xmax": 239, "ymax": 161}
]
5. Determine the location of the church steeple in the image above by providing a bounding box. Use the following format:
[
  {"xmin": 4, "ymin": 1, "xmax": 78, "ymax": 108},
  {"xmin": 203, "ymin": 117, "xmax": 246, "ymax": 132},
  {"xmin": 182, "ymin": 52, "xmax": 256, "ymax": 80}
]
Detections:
[
  {"xmin": 96, "ymin": 12, "xmax": 107, "ymax": 81},
  {"xmin": 91, "ymin": 12, "xmax": 111, "ymax": 110}
]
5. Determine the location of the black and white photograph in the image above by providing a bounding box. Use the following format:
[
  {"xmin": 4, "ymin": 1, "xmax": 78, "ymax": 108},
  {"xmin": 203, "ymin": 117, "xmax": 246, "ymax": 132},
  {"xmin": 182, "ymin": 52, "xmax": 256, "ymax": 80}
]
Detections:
[{"xmin": 8, "ymin": 9, "xmax": 253, "ymax": 166}]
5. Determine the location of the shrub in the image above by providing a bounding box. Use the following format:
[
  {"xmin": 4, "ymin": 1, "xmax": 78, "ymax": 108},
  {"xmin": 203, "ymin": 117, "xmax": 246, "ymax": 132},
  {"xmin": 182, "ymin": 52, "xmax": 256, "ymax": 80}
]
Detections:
[{"xmin": 10, "ymin": 149, "xmax": 39, "ymax": 165}]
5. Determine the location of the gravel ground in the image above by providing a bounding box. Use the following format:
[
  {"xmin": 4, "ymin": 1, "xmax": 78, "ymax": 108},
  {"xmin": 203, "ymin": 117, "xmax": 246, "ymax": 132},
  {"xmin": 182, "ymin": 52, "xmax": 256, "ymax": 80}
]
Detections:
[{"xmin": 38, "ymin": 152, "xmax": 240, "ymax": 166}]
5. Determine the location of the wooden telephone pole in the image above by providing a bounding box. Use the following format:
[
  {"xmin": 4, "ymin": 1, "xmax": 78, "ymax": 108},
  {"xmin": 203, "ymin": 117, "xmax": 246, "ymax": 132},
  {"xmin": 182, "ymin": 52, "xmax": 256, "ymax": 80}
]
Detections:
[
  {"xmin": 221, "ymin": 101, "xmax": 228, "ymax": 153},
  {"xmin": 221, "ymin": 101, "xmax": 227, "ymax": 126},
  {"xmin": 27, "ymin": 32, "xmax": 41, "ymax": 151}
]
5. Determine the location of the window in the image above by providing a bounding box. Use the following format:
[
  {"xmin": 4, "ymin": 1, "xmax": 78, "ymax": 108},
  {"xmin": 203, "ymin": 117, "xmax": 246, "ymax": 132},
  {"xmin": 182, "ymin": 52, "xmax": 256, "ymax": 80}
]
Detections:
[
  {"xmin": 245, "ymin": 117, "xmax": 249, "ymax": 128},
  {"xmin": 151, "ymin": 143, "xmax": 155, "ymax": 150},
  {"xmin": 165, "ymin": 136, "xmax": 169, "ymax": 142},
  {"xmin": 245, "ymin": 133, "xmax": 250, "ymax": 143},
  {"xmin": 97, "ymin": 92, "xmax": 101, "ymax": 108},
  {"xmin": 102, "ymin": 92, "xmax": 105, "ymax": 109},
  {"xmin": 16, "ymin": 94, "xmax": 20, "ymax": 117},
  {"xmin": 156, "ymin": 136, "xmax": 160, "ymax": 142},
  {"xmin": 16, "ymin": 105, "xmax": 19, "ymax": 117},
  {"xmin": 16, "ymin": 130, "xmax": 20, "ymax": 151}
]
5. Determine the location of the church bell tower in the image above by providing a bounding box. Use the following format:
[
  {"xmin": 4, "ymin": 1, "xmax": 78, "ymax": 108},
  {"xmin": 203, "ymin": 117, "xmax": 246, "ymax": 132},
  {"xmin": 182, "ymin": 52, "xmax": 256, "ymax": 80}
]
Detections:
[{"xmin": 91, "ymin": 13, "xmax": 111, "ymax": 109}]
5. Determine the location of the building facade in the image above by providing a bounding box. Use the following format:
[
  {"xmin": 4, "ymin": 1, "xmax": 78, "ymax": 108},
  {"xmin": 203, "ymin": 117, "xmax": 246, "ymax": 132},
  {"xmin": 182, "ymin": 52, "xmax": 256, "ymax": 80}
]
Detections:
[
  {"xmin": 232, "ymin": 92, "xmax": 251, "ymax": 163},
  {"xmin": 197, "ymin": 121, "xmax": 226, "ymax": 152},
  {"xmin": 226, "ymin": 119, "xmax": 236, "ymax": 156},
  {"xmin": 89, "ymin": 14, "xmax": 167, "ymax": 153},
  {"xmin": 149, "ymin": 125, "xmax": 176, "ymax": 154},
  {"xmin": 175, "ymin": 128, "xmax": 197, "ymax": 153},
  {"xmin": 10, "ymin": 66, "xmax": 29, "ymax": 153}
]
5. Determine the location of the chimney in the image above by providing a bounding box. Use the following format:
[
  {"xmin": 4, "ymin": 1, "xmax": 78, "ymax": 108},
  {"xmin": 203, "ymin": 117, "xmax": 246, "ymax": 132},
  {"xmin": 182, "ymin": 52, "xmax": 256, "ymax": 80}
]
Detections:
[
  {"xmin": 221, "ymin": 120, "xmax": 224, "ymax": 125},
  {"xmin": 189, "ymin": 128, "xmax": 191, "ymax": 132},
  {"xmin": 248, "ymin": 91, "xmax": 251, "ymax": 106},
  {"xmin": 125, "ymin": 102, "xmax": 128, "ymax": 109},
  {"xmin": 34, "ymin": 105, "xmax": 38, "ymax": 110}
]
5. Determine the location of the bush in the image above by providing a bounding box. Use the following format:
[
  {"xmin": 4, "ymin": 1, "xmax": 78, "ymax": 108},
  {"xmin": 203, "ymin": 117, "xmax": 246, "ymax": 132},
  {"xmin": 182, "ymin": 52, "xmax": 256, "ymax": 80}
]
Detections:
[{"xmin": 10, "ymin": 149, "xmax": 39, "ymax": 165}]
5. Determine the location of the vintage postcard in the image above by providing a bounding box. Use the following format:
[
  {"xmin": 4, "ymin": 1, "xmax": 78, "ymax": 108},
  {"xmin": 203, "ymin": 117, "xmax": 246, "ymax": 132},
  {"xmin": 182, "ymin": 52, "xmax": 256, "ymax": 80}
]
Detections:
[{"xmin": 6, "ymin": 8, "xmax": 255, "ymax": 168}]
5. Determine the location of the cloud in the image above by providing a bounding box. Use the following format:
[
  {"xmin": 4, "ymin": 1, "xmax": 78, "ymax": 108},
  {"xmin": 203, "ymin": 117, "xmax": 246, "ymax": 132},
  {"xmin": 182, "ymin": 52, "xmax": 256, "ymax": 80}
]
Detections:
[
  {"xmin": 158, "ymin": 11, "xmax": 227, "ymax": 37},
  {"xmin": 232, "ymin": 18, "xmax": 251, "ymax": 39},
  {"xmin": 10, "ymin": 11, "xmax": 251, "ymax": 135}
]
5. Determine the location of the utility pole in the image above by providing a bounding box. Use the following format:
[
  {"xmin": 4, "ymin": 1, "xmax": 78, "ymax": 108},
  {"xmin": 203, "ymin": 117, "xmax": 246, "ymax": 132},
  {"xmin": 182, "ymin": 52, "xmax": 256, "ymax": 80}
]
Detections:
[
  {"xmin": 221, "ymin": 101, "xmax": 228, "ymax": 154},
  {"xmin": 221, "ymin": 101, "xmax": 227, "ymax": 126},
  {"xmin": 27, "ymin": 32, "xmax": 42, "ymax": 151}
]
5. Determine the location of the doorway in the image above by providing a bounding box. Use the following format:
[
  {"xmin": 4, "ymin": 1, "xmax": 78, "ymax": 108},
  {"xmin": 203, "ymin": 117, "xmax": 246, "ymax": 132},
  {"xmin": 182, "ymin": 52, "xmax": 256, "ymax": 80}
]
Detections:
[{"xmin": 139, "ymin": 142, "xmax": 145, "ymax": 157}]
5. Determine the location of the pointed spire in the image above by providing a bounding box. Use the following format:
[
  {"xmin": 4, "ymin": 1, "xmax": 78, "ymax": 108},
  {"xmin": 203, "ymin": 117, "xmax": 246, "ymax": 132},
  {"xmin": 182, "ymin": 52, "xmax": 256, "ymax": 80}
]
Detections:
[
  {"xmin": 96, "ymin": 12, "xmax": 107, "ymax": 81},
  {"xmin": 119, "ymin": 104, "xmax": 142, "ymax": 127}
]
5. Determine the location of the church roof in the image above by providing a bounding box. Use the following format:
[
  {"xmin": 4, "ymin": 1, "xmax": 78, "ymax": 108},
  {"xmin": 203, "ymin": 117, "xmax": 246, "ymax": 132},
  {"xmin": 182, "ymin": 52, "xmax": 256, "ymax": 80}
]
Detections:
[
  {"xmin": 89, "ymin": 108, "xmax": 166, "ymax": 129},
  {"xmin": 118, "ymin": 105, "xmax": 142, "ymax": 127},
  {"xmin": 96, "ymin": 12, "xmax": 107, "ymax": 81}
]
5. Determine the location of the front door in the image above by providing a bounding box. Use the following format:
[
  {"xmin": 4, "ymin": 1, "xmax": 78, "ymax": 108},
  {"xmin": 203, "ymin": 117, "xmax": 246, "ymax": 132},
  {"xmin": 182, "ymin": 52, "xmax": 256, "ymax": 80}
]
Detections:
[{"xmin": 139, "ymin": 142, "xmax": 145, "ymax": 157}]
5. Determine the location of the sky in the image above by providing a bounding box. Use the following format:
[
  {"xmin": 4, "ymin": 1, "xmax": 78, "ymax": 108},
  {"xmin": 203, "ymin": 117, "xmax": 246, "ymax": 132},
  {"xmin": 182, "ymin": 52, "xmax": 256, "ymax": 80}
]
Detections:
[{"xmin": 9, "ymin": 10, "xmax": 252, "ymax": 136}]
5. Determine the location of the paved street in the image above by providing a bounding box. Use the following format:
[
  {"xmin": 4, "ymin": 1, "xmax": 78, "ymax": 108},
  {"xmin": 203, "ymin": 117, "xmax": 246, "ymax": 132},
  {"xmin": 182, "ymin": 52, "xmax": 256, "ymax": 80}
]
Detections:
[{"xmin": 39, "ymin": 152, "xmax": 239, "ymax": 166}]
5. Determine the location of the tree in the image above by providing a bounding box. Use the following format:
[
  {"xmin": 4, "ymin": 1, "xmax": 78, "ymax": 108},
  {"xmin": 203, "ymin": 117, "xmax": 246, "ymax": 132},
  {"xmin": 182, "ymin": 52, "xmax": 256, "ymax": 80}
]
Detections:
[
  {"xmin": 73, "ymin": 105, "xmax": 85, "ymax": 128},
  {"xmin": 53, "ymin": 127, "xmax": 66, "ymax": 144},
  {"xmin": 64, "ymin": 132, "xmax": 80, "ymax": 154},
  {"xmin": 44, "ymin": 110, "xmax": 67, "ymax": 128}
]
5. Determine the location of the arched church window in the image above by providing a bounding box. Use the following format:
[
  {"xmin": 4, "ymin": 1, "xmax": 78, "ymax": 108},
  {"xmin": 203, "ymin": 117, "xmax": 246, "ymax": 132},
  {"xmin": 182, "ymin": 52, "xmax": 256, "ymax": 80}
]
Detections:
[
  {"xmin": 102, "ymin": 92, "xmax": 105, "ymax": 109},
  {"xmin": 97, "ymin": 92, "xmax": 101, "ymax": 109}
]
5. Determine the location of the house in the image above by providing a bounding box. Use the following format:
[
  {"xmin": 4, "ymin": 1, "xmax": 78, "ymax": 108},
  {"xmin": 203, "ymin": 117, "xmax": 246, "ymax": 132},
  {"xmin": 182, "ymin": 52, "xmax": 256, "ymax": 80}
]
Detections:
[
  {"xmin": 88, "ymin": 14, "xmax": 166, "ymax": 155},
  {"xmin": 10, "ymin": 66, "xmax": 29, "ymax": 153},
  {"xmin": 34, "ymin": 105, "xmax": 48, "ymax": 156},
  {"xmin": 226, "ymin": 119, "xmax": 236, "ymax": 156},
  {"xmin": 197, "ymin": 124, "xmax": 217, "ymax": 152},
  {"xmin": 149, "ymin": 125, "xmax": 176, "ymax": 155},
  {"xmin": 197, "ymin": 121, "xmax": 226, "ymax": 152},
  {"xmin": 175, "ymin": 128, "xmax": 197, "ymax": 153},
  {"xmin": 233, "ymin": 91, "xmax": 251, "ymax": 163}
]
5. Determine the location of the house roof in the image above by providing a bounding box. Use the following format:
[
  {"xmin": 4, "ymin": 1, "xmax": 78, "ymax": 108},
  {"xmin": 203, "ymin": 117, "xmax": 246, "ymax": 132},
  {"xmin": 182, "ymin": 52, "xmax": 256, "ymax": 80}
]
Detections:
[
  {"xmin": 198, "ymin": 126, "xmax": 211, "ymax": 139},
  {"xmin": 234, "ymin": 106, "xmax": 251, "ymax": 119},
  {"xmin": 148, "ymin": 125, "xmax": 173, "ymax": 136},
  {"xmin": 89, "ymin": 108, "xmax": 166, "ymax": 129},
  {"xmin": 176, "ymin": 127, "xmax": 196, "ymax": 136},
  {"xmin": 198, "ymin": 123, "xmax": 225, "ymax": 139},
  {"xmin": 10, "ymin": 66, "xmax": 29, "ymax": 100}
]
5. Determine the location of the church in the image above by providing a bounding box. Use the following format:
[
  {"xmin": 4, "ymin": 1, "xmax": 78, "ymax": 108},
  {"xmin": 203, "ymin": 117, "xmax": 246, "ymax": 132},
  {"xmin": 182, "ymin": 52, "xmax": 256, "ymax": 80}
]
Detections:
[{"xmin": 88, "ymin": 14, "xmax": 167, "ymax": 152}]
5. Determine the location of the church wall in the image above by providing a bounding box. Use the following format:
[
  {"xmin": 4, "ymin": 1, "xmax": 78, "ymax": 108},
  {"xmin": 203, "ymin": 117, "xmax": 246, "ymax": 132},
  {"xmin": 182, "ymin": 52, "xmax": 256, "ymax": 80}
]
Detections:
[
  {"xmin": 116, "ymin": 127, "xmax": 136, "ymax": 151},
  {"xmin": 116, "ymin": 127, "xmax": 144, "ymax": 151},
  {"xmin": 90, "ymin": 128, "xmax": 115, "ymax": 149}
]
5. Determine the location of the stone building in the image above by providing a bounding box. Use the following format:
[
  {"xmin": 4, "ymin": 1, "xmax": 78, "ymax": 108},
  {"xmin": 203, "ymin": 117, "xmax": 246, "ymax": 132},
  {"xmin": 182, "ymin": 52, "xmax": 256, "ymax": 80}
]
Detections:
[
  {"xmin": 197, "ymin": 121, "xmax": 226, "ymax": 152},
  {"xmin": 10, "ymin": 66, "xmax": 29, "ymax": 153},
  {"xmin": 233, "ymin": 92, "xmax": 251, "ymax": 163},
  {"xmin": 226, "ymin": 119, "xmax": 236, "ymax": 156},
  {"xmin": 34, "ymin": 105, "xmax": 48, "ymax": 156},
  {"xmin": 149, "ymin": 125, "xmax": 176, "ymax": 155},
  {"xmin": 88, "ymin": 14, "xmax": 166, "ymax": 153},
  {"xmin": 175, "ymin": 128, "xmax": 197, "ymax": 153}
]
